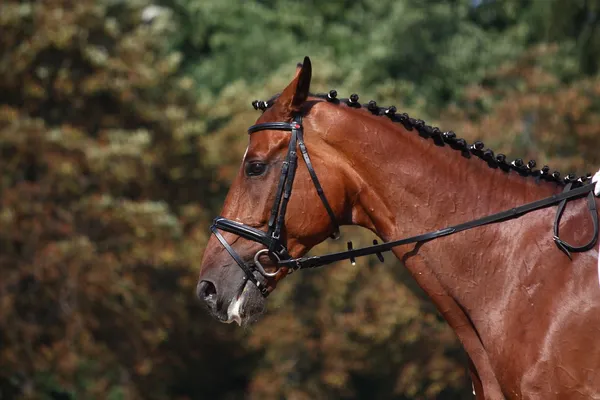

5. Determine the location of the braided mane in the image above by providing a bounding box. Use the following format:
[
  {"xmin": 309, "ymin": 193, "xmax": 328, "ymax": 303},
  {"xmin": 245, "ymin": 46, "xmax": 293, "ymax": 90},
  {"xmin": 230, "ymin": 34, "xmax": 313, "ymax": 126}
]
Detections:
[{"xmin": 251, "ymin": 91, "xmax": 591, "ymax": 187}]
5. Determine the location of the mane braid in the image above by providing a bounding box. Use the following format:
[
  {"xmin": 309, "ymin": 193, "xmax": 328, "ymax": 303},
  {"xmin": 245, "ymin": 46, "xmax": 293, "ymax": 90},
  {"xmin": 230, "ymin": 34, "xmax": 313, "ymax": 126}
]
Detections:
[{"xmin": 252, "ymin": 92, "xmax": 590, "ymax": 187}]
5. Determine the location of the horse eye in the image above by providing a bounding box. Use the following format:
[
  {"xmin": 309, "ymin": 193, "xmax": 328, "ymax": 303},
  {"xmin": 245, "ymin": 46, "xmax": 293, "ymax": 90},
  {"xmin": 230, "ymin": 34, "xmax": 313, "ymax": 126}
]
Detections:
[{"xmin": 245, "ymin": 162, "xmax": 267, "ymax": 176}]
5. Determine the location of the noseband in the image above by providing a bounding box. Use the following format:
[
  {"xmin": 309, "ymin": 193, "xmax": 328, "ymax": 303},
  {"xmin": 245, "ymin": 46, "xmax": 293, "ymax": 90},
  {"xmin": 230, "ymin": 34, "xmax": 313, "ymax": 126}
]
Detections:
[
  {"xmin": 211, "ymin": 115, "xmax": 340, "ymax": 295},
  {"xmin": 211, "ymin": 115, "xmax": 599, "ymax": 297}
]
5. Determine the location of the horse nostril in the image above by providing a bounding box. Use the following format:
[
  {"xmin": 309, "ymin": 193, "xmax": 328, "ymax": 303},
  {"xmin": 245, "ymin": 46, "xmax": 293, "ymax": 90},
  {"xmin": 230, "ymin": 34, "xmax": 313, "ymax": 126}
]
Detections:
[{"xmin": 197, "ymin": 281, "xmax": 217, "ymax": 308}]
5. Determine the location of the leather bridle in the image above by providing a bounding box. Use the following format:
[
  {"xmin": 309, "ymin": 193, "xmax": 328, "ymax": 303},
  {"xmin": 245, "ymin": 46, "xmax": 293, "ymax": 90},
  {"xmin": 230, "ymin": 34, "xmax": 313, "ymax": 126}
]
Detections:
[
  {"xmin": 211, "ymin": 115, "xmax": 339, "ymax": 296},
  {"xmin": 211, "ymin": 114, "xmax": 599, "ymax": 297}
]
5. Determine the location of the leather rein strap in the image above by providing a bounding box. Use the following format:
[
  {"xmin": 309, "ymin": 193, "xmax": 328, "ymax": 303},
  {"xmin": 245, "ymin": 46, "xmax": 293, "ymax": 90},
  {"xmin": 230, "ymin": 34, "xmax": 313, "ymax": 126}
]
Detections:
[
  {"xmin": 210, "ymin": 115, "xmax": 599, "ymax": 297},
  {"xmin": 553, "ymin": 182, "xmax": 599, "ymax": 259},
  {"xmin": 278, "ymin": 182, "xmax": 599, "ymax": 270}
]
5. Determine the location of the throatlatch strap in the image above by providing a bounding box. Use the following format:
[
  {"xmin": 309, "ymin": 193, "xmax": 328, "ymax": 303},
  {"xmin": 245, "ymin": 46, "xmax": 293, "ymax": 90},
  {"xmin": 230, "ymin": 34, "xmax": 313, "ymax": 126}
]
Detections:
[{"xmin": 297, "ymin": 127, "xmax": 340, "ymax": 239}]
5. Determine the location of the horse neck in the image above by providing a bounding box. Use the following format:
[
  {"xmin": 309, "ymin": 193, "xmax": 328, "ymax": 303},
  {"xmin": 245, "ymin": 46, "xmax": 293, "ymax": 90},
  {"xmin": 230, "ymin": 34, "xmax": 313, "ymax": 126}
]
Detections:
[{"xmin": 320, "ymin": 107, "xmax": 561, "ymax": 299}]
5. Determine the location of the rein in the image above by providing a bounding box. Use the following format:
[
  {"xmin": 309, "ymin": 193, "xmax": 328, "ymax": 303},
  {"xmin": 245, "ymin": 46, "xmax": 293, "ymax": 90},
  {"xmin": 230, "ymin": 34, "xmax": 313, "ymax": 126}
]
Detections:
[{"xmin": 210, "ymin": 115, "xmax": 599, "ymax": 297}]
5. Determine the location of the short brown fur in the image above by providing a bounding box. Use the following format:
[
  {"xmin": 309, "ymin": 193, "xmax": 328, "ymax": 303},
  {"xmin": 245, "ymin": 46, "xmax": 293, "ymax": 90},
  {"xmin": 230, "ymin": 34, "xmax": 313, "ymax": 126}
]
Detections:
[{"xmin": 198, "ymin": 59, "xmax": 600, "ymax": 399}]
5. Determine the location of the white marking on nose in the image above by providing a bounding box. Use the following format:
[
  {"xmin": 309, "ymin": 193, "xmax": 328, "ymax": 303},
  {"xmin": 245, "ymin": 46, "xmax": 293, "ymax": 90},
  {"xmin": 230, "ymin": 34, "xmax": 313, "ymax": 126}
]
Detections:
[{"xmin": 225, "ymin": 287, "xmax": 247, "ymax": 326}]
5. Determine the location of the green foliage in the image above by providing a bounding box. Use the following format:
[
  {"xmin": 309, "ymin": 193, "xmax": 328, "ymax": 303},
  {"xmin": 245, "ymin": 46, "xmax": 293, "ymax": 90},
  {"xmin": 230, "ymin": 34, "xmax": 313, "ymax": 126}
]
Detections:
[
  {"xmin": 440, "ymin": 44, "xmax": 600, "ymax": 175},
  {"xmin": 160, "ymin": 0, "xmax": 600, "ymax": 110},
  {"xmin": 0, "ymin": 0, "xmax": 249, "ymax": 398}
]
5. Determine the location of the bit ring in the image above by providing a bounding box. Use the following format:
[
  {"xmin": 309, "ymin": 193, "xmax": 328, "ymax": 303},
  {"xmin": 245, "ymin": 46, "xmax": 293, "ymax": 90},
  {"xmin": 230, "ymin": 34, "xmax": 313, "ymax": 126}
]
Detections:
[{"xmin": 253, "ymin": 249, "xmax": 281, "ymax": 278}]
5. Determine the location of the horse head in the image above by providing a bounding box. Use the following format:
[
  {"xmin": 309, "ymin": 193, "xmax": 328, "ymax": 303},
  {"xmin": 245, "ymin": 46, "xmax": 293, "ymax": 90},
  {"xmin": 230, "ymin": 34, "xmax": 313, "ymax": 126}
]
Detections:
[{"xmin": 197, "ymin": 57, "xmax": 351, "ymax": 325}]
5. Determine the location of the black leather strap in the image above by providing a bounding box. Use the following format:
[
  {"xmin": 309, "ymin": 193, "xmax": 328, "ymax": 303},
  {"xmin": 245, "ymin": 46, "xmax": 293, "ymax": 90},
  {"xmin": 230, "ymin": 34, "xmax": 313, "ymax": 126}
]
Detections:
[
  {"xmin": 212, "ymin": 218, "xmax": 270, "ymax": 246},
  {"xmin": 265, "ymin": 124, "xmax": 297, "ymax": 245},
  {"xmin": 297, "ymin": 124, "xmax": 340, "ymax": 239},
  {"xmin": 553, "ymin": 183, "xmax": 599, "ymax": 258},
  {"xmin": 279, "ymin": 183, "xmax": 598, "ymax": 270},
  {"xmin": 246, "ymin": 115, "xmax": 339, "ymax": 252},
  {"xmin": 211, "ymin": 226, "xmax": 269, "ymax": 295},
  {"xmin": 211, "ymin": 217, "xmax": 291, "ymax": 259},
  {"xmin": 211, "ymin": 115, "xmax": 339, "ymax": 293},
  {"xmin": 271, "ymin": 123, "xmax": 299, "ymax": 248},
  {"xmin": 248, "ymin": 122, "xmax": 297, "ymax": 134}
]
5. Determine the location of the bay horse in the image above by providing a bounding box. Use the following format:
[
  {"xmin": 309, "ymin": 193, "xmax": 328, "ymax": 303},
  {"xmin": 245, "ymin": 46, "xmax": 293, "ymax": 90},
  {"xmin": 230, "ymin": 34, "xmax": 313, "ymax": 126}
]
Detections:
[{"xmin": 197, "ymin": 57, "xmax": 600, "ymax": 399}]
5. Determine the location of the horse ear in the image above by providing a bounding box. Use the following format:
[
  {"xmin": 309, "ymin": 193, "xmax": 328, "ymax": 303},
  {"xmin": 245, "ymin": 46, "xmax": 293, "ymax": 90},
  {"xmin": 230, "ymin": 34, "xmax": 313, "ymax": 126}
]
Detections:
[{"xmin": 277, "ymin": 56, "xmax": 312, "ymax": 115}]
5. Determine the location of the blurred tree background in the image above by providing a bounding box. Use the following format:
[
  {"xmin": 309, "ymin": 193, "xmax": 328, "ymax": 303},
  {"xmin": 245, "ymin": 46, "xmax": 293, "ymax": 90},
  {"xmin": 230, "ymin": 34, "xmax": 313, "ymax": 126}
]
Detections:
[{"xmin": 1, "ymin": 0, "xmax": 599, "ymax": 399}]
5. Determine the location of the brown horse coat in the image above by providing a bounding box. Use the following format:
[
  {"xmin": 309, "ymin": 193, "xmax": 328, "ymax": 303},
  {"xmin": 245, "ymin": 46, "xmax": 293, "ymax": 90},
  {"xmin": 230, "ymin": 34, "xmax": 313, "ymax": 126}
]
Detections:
[{"xmin": 198, "ymin": 59, "xmax": 600, "ymax": 399}]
